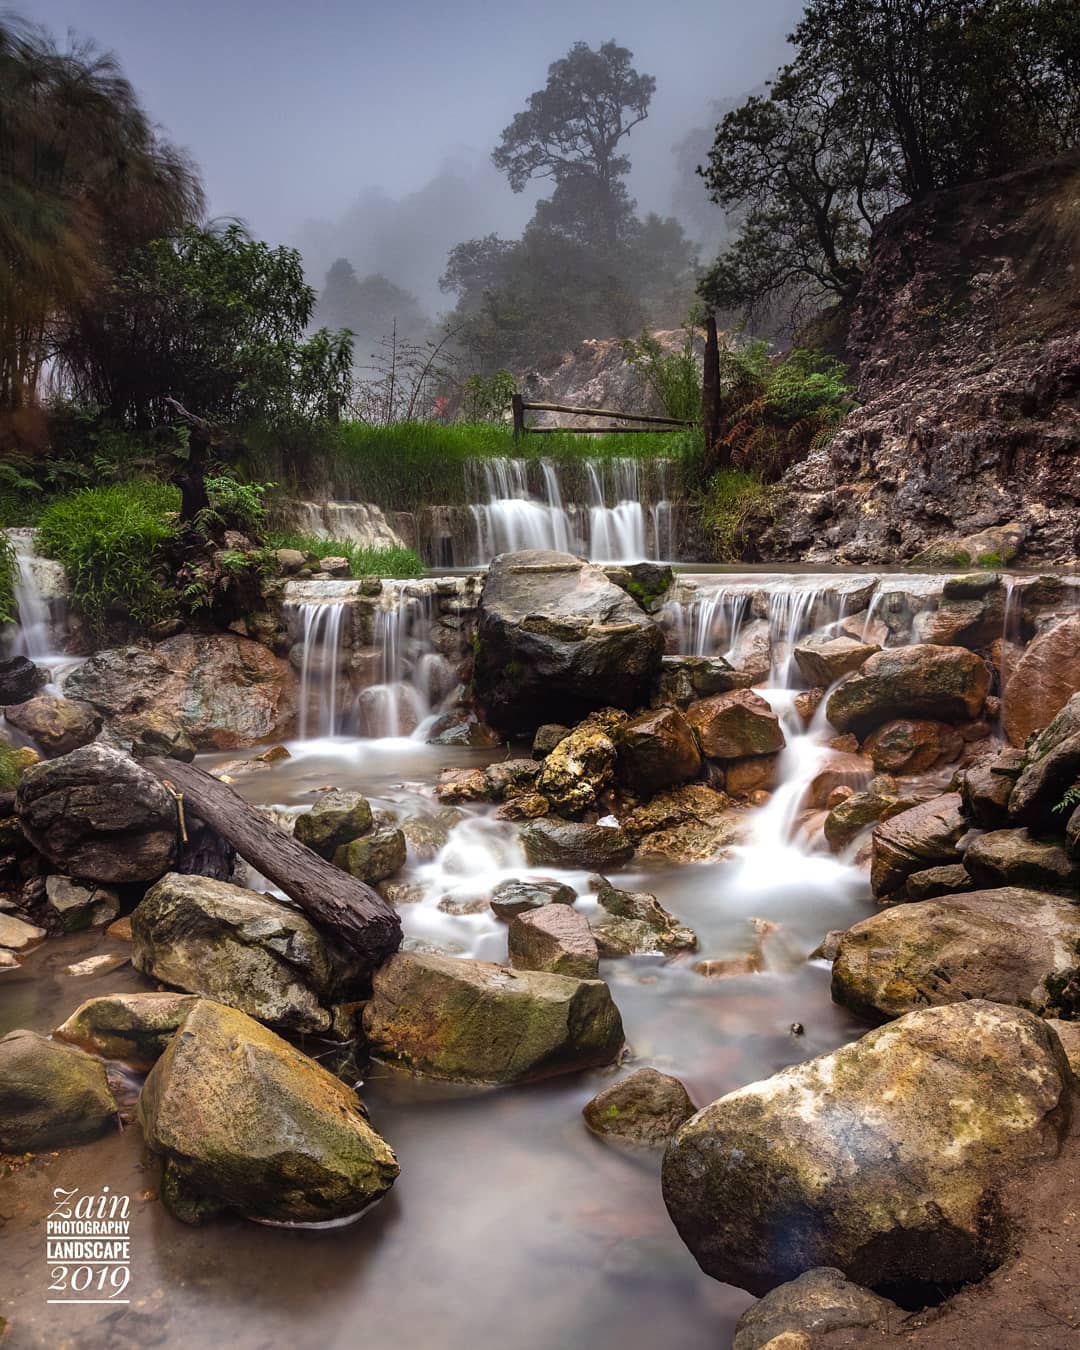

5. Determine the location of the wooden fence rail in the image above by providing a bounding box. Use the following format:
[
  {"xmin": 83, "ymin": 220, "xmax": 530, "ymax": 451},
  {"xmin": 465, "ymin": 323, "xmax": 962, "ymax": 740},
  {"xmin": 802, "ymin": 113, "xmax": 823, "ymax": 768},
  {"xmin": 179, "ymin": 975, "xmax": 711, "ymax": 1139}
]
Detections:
[{"xmin": 511, "ymin": 392, "xmax": 696, "ymax": 440}]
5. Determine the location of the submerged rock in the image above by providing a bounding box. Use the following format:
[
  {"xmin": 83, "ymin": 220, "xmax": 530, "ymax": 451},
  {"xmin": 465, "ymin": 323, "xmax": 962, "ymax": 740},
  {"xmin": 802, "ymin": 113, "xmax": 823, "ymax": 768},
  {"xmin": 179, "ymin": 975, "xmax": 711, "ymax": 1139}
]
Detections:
[
  {"xmin": 16, "ymin": 744, "xmax": 177, "ymax": 883},
  {"xmin": 662, "ymin": 1001, "xmax": 1071, "ymax": 1295},
  {"xmin": 362, "ymin": 951, "xmax": 624, "ymax": 1082},
  {"xmin": 732, "ymin": 1268, "xmax": 900, "ymax": 1350},
  {"xmin": 686, "ymin": 689, "xmax": 785, "ymax": 761},
  {"xmin": 56, "ymin": 991, "xmax": 198, "ymax": 1070},
  {"xmin": 489, "ymin": 878, "xmax": 576, "ymax": 920},
  {"xmin": 832, "ymin": 887, "xmax": 1080, "ymax": 1021},
  {"xmin": 473, "ymin": 550, "xmax": 664, "ymax": 735},
  {"xmin": 294, "ymin": 789, "xmax": 373, "ymax": 859},
  {"xmin": 3, "ymin": 693, "xmax": 101, "ymax": 756},
  {"xmin": 825, "ymin": 644, "xmax": 989, "ymax": 736},
  {"xmin": 0, "ymin": 1028, "xmax": 117, "ymax": 1152},
  {"xmin": 131, "ymin": 872, "xmax": 359, "ymax": 1033},
  {"xmin": 138, "ymin": 1000, "xmax": 398, "ymax": 1224},
  {"xmin": 0, "ymin": 911, "xmax": 45, "ymax": 952},
  {"xmin": 520, "ymin": 819, "xmax": 634, "ymax": 870},
  {"xmin": 583, "ymin": 1068, "xmax": 697, "ymax": 1145},
  {"xmin": 508, "ymin": 903, "xmax": 599, "ymax": 979}
]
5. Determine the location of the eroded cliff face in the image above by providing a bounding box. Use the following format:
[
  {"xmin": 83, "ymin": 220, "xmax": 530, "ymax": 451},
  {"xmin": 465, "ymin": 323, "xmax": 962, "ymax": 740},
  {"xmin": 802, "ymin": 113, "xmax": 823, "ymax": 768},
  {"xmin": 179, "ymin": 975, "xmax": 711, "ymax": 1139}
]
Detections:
[{"xmin": 758, "ymin": 155, "xmax": 1080, "ymax": 566}]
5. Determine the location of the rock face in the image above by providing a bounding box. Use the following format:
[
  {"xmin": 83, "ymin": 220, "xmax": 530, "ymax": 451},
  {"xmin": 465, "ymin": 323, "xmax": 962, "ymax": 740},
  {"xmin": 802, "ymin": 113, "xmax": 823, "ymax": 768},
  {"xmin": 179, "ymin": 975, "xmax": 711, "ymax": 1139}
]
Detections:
[
  {"xmin": 473, "ymin": 551, "xmax": 663, "ymax": 734},
  {"xmin": 520, "ymin": 819, "xmax": 634, "ymax": 870},
  {"xmin": 662, "ymin": 1002, "xmax": 1072, "ymax": 1296},
  {"xmin": 3, "ymin": 693, "xmax": 101, "ymax": 755},
  {"xmin": 583, "ymin": 1068, "xmax": 697, "ymax": 1145},
  {"xmin": 686, "ymin": 689, "xmax": 785, "ymax": 760},
  {"xmin": 826, "ymin": 645, "xmax": 989, "ymax": 736},
  {"xmin": 56, "ymin": 992, "xmax": 198, "ymax": 1070},
  {"xmin": 293, "ymin": 790, "xmax": 373, "ymax": 859},
  {"xmin": 16, "ymin": 744, "xmax": 177, "ymax": 883},
  {"xmin": 870, "ymin": 792, "xmax": 966, "ymax": 896},
  {"xmin": 64, "ymin": 633, "xmax": 296, "ymax": 750},
  {"xmin": 508, "ymin": 904, "xmax": 599, "ymax": 979},
  {"xmin": 362, "ymin": 952, "xmax": 624, "ymax": 1082},
  {"xmin": 131, "ymin": 873, "xmax": 358, "ymax": 1033},
  {"xmin": 616, "ymin": 707, "xmax": 702, "ymax": 794},
  {"xmin": 536, "ymin": 723, "xmax": 617, "ymax": 817},
  {"xmin": 732, "ymin": 1269, "xmax": 900, "ymax": 1350},
  {"xmin": 861, "ymin": 718, "xmax": 964, "ymax": 775},
  {"xmin": 1003, "ymin": 613, "xmax": 1080, "ymax": 746},
  {"xmin": 0, "ymin": 1029, "xmax": 116, "ymax": 1151},
  {"xmin": 832, "ymin": 887, "xmax": 1080, "ymax": 1021},
  {"xmin": 138, "ymin": 1000, "xmax": 398, "ymax": 1224}
]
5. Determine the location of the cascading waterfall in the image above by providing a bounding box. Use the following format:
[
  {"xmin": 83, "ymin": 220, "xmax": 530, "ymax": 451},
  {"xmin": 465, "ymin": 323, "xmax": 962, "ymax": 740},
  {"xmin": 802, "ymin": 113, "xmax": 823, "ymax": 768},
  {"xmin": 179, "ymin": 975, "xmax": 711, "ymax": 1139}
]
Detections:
[
  {"xmin": 4, "ymin": 528, "xmax": 65, "ymax": 664},
  {"xmin": 294, "ymin": 599, "xmax": 348, "ymax": 738}
]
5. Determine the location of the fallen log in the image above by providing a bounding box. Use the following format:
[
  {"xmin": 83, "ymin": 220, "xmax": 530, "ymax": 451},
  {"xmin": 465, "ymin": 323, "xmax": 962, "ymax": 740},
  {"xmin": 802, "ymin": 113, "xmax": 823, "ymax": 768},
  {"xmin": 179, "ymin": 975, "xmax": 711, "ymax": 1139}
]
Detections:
[{"xmin": 142, "ymin": 757, "xmax": 402, "ymax": 971}]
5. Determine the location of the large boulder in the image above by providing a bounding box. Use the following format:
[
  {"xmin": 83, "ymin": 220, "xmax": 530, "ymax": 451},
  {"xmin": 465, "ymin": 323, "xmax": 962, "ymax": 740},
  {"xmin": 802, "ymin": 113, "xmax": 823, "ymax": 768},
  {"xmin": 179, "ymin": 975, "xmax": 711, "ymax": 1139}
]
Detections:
[
  {"xmin": 861, "ymin": 718, "xmax": 964, "ymax": 775},
  {"xmin": 508, "ymin": 903, "xmax": 599, "ymax": 979},
  {"xmin": 1003, "ymin": 613, "xmax": 1080, "ymax": 747},
  {"xmin": 0, "ymin": 1029, "xmax": 116, "ymax": 1151},
  {"xmin": 16, "ymin": 744, "xmax": 177, "ymax": 883},
  {"xmin": 362, "ymin": 951, "xmax": 624, "ymax": 1082},
  {"xmin": 131, "ymin": 872, "xmax": 359, "ymax": 1033},
  {"xmin": 732, "ymin": 1269, "xmax": 900, "ymax": 1350},
  {"xmin": 293, "ymin": 790, "xmax": 373, "ymax": 859},
  {"xmin": 963, "ymin": 828, "xmax": 1080, "ymax": 894},
  {"xmin": 64, "ymin": 633, "xmax": 296, "ymax": 750},
  {"xmin": 56, "ymin": 992, "xmax": 199, "ymax": 1070},
  {"xmin": 1007, "ymin": 693, "xmax": 1080, "ymax": 829},
  {"xmin": 686, "ymin": 689, "xmax": 784, "ymax": 761},
  {"xmin": 138, "ymin": 1000, "xmax": 398, "ymax": 1224},
  {"xmin": 583, "ymin": 1067, "xmax": 697, "ymax": 1145},
  {"xmin": 3, "ymin": 692, "xmax": 101, "ymax": 756},
  {"xmin": 826, "ymin": 645, "xmax": 989, "ymax": 736},
  {"xmin": 616, "ymin": 706, "xmax": 702, "ymax": 795},
  {"xmin": 792, "ymin": 635, "xmax": 879, "ymax": 687},
  {"xmin": 536, "ymin": 723, "xmax": 617, "ymax": 817},
  {"xmin": 832, "ymin": 887, "xmax": 1080, "ymax": 1021},
  {"xmin": 662, "ymin": 1002, "xmax": 1072, "ymax": 1296},
  {"xmin": 870, "ymin": 792, "xmax": 966, "ymax": 896},
  {"xmin": 521, "ymin": 819, "xmax": 634, "ymax": 870},
  {"xmin": 473, "ymin": 551, "xmax": 664, "ymax": 734}
]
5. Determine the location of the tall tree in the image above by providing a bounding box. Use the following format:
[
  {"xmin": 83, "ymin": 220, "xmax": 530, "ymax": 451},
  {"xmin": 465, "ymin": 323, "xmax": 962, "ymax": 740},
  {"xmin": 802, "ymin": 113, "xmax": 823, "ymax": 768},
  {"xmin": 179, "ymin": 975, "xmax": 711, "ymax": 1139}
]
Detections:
[{"xmin": 492, "ymin": 40, "xmax": 655, "ymax": 249}]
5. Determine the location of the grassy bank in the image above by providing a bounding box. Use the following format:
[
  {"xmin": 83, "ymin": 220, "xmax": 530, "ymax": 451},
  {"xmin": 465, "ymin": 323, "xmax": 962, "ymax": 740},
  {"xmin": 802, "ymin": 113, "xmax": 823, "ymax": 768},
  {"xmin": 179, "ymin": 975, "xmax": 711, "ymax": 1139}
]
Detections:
[{"xmin": 265, "ymin": 530, "xmax": 424, "ymax": 578}]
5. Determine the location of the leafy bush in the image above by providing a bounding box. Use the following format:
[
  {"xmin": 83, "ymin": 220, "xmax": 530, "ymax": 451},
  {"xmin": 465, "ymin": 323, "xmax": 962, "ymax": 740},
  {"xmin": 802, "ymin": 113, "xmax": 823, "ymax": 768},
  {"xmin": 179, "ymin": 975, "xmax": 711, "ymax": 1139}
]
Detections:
[
  {"xmin": 460, "ymin": 370, "xmax": 517, "ymax": 424},
  {"xmin": 0, "ymin": 532, "xmax": 17, "ymax": 626},
  {"xmin": 621, "ymin": 310, "xmax": 703, "ymax": 423},
  {"xmin": 196, "ymin": 475, "xmax": 273, "ymax": 536},
  {"xmin": 37, "ymin": 481, "xmax": 180, "ymax": 632},
  {"xmin": 700, "ymin": 470, "xmax": 772, "ymax": 561},
  {"xmin": 265, "ymin": 531, "xmax": 424, "ymax": 579}
]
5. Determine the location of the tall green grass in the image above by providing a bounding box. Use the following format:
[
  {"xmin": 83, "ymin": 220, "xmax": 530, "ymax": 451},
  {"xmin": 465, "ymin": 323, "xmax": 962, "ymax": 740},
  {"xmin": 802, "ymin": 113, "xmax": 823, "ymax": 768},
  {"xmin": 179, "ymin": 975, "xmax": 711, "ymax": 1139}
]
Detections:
[
  {"xmin": 700, "ymin": 470, "xmax": 773, "ymax": 561},
  {"xmin": 265, "ymin": 530, "xmax": 424, "ymax": 578}
]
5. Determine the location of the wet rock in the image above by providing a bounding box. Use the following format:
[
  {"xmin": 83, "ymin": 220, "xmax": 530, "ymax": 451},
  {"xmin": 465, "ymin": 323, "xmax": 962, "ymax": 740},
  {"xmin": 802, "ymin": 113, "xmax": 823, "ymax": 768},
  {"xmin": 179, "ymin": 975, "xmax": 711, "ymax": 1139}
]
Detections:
[
  {"xmin": 870, "ymin": 792, "xmax": 966, "ymax": 897},
  {"xmin": 1046, "ymin": 1019, "xmax": 1080, "ymax": 1077},
  {"xmin": 805, "ymin": 751, "xmax": 872, "ymax": 809},
  {"xmin": 132, "ymin": 872, "xmax": 359, "ymax": 1033},
  {"xmin": 1007, "ymin": 693, "xmax": 1080, "ymax": 829},
  {"xmin": 0, "ymin": 1028, "xmax": 117, "ymax": 1151},
  {"xmin": 963, "ymin": 828, "xmax": 1080, "ymax": 895},
  {"xmin": 1003, "ymin": 613, "xmax": 1080, "ymax": 747},
  {"xmin": 44, "ymin": 875, "xmax": 120, "ymax": 932},
  {"xmin": 686, "ymin": 690, "xmax": 784, "ymax": 761},
  {"xmin": 793, "ymin": 635, "xmax": 879, "ymax": 687},
  {"xmin": 651, "ymin": 655, "xmax": 752, "ymax": 709},
  {"xmin": 474, "ymin": 550, "xmax": 664, "ymax": 735},
  {"xmin": 583, "ymin": 1068, "xmax": 696, "ymax": 1145},
  {"xmin": 294, "ymin": 790, "xmax": 373, "ymax": 859},
  {"xmin": 3, "ymin": 693, "xmax": 101, "ymax": 756},
  {"xmin": 959, "ymin": 747, "xmax": 1025, "ymax": 828},
  {"xmin": 724, "ymin": 753, "xmax": 783, "ymax": 798},
  {"xmin": 910, "ymin": 522, "xmax": 1027, "ymax": 569},
  {"xmin": 614, "ymin": 561, "xmax": 674, "ymax": 613},
  {"xmin": 861, "ymin": 718, "xmax": 964, "ymax": 775},
  {"xmin": 832, "ymin": 887, "xmax": 1080, "ymax": 1020},
  {"xmin": 64, "ymin": 633, "xmax": 296, "ymax": 751},
  {"xmin": 399, "ymin": 809, "xmax": 462, "ymax": 861},
  {"xmin": 362, "ymin": 952, "xmax": 624, "ymax": 1083},
  {"xmin": 591, "ymin": 879, "xmax": 696, "ymax": 956},
  {"xmin": 728, "ymin": 619, "xmax": 772, "ymax": 683},
  {"xmin": 508, "ymin": 904, "xmax": 599, "ymax": 979},
  {"xmin": 624, "ymin": 784, "xmax": 741, "ymax": 863},
  {"xmin": 0, "ymin": 656, "xmax": 46, "ymax": 705},
  {"xmin": 56, "ymin": 992, "xmax": 198, "ymax": 1070},
  {"xmin": 16, "ymin": 744, "xmax": 177, "ymax": 883},
  {"xmin": 0, "ymin": 911, "xmax": 45, "ymax": 951},
  {"xmin": 616, "ymin": 707, "xmax": 702, "ymax": 795},
  {"xmin": 425, "ymin": 710, "xmax": 502, "ymax": 747},
  {"xmin": 65, "ymin": 952, "xmax": 129, "ymax": 978},
  {"xmin": 732, "ymin": 1268, "xmax": 900, "ymax": 1350},
  {"xmin": 435, "ymin": 767, "xmax": 492, "ymax": 804},
  {"xmin": 490, "ymin": 878, "xmax": 576, "ymax": 920},
  {"xmin": 532, "ymin": 723, "xmax": 570, "ymax": 757},
  {"xmin": 485, "ymin": 757, "xmax": 542, "ymax": 800},
  {"xmin": 793, "ymin": 687, "xmax": 826, "ymax": 726},
  {"xmin": 905, "ymin": 863, "xmax": 974, "ymax": 901},
  {"xmin": 536, "ymin": 724, "xmax": 617, "ymax": 817},
  {"xmin": 824, "ymin": 788, "xmax": 899, "ymax": 853},
  {"xmin": 107, "ymin": 708, "xmax": 197, "ymax": 762},
  {"xmin": 662, "ymin": 1001, "xmax": 1071, "ymax": 1296},
  {"xmin": 138, "ymin": 1000, "xmax": 398, "ymax": 1224},
  {"xmin": 333, "ymin": 827, "xmax": 406, "ymax": 885},
  {"xmin": 912, "ymin": 588, "xmax": 1005, "ymax": 649},
  {"xmin": 826, "ymin": 644, "xmax": 990, "ymax": 736},
  {"xmin": 521, "ymin": 819, "xmax": 634, "ymax": 870}
]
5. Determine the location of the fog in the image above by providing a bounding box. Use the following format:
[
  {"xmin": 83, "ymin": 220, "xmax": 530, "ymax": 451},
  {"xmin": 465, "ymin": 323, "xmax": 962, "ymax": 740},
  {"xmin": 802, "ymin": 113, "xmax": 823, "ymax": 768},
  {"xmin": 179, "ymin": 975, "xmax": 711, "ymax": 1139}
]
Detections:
[{"xmin": 24, "ymin": 0, "xmax": 801, "ymax": 312}]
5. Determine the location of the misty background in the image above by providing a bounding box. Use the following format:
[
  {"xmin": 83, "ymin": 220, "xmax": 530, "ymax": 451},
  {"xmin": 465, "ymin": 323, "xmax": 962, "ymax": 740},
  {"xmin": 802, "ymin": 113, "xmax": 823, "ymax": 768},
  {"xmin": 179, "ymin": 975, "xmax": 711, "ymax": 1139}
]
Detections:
[{"xmin": 23, "ymin": 0, "xmax": 800, "ymax": 329}]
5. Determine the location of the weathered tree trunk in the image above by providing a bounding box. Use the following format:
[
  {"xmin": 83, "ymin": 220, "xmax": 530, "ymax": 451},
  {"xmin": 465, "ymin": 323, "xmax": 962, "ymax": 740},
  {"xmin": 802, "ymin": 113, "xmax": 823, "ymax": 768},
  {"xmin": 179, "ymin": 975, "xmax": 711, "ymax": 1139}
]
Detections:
[
  {"xmin": 702, "ymin": 313, "xmax": 727, "ymax": 474},
  {"xmin": 164, "ymin": 397, "xmax": 212, "ymax": 522},
  {"xmin": 143, "ymin": 757, "xmax": 403, "ymax": 971}
]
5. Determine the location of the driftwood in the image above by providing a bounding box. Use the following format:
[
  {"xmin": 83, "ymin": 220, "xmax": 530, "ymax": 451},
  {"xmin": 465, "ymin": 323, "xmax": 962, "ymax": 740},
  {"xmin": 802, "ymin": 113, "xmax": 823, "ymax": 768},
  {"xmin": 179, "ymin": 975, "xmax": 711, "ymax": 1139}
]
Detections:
[{"xmin": 143, "ymin": 757, "xmax": 403, "ymax": 970}]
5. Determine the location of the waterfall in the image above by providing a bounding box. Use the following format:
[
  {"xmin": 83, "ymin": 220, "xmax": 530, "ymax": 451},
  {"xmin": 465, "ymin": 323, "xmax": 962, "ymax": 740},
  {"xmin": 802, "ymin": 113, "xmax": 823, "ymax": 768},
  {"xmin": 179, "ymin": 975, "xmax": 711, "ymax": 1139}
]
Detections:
[
  {"xmin": 294, "ymin": 600, "xmax": 349, "ymax": 738},
  {"xmin": 4, "ymin": 528, "xmax": 66, "ymax": 664}
]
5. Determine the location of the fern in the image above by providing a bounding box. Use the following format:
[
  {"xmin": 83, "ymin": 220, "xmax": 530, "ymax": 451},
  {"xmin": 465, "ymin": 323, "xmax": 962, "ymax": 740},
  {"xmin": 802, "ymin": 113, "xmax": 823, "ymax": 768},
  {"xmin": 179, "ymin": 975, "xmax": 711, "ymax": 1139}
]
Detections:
[{"xmin": 1053, "ymin": 784, "xmax": 1080, "ymax": 815}]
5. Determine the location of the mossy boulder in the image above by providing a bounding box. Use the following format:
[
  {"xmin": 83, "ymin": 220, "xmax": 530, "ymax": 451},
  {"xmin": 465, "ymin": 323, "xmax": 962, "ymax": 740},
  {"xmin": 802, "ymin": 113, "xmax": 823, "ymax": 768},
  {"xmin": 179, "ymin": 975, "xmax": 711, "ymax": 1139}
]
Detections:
[
  {"xmin": 825, "ymin": 644, "xmax": 989, "ymax": 736},
  {"xmin": 56, "ymin": 992, "xmax": 198, "ymax": 1070},
  {"xmin": 333, "ymin": 827, "xmax": 406, "ymax": 884},
  {"xmin": 294, "ymin": 789, "xmax": 373, "ymax": 859},
  {"xmin": 138, "ymin": 1000, "xmax": 398, "ymax": 1224},
  {"xmin": 686, "ymin": 689, "xmax": 785, "ymax": 761},
  {"xmin": 583, "ymin": 1067, "xmax": 696, "ymax": 1145},
  {"xmin": 536, "ymin": 724, "xmax": 616, "ymax": 817},
  {"xmin": 131, "ymin": 872, "xmax": 359, "ymax": 1033},
  {"xmin": 617, "ymin": 706, "xmax": 702, "ymax": 795},
  {"xmin": 832, "ymin": 887, "xmax": 1080, "ymax": 1021},
  {"xmin": 662, "ymin": 1001, "xmax": 1071, "ymax": 1296},
  {"xmin": 362, "ymin": 951, "xmax": 624, "ymax": 1082},
  {"xmin": 0, "ymin": 1029, "xmax": 116, "ymax": 1152},
  {"xmin": 521, "ymin": 819, "xmax": 634, "ymax": 870},
  {"xmin": 3, "ymin": 693, "xmax": 101, "ymax": 756}
]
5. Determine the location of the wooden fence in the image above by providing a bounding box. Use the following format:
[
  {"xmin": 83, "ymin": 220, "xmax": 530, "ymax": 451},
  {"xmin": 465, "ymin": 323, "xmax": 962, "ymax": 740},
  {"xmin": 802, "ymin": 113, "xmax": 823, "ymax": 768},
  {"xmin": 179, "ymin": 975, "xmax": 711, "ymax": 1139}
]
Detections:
[{"xmin": 511, "ymin": 393, "xmax": 696, "ymax": 440}]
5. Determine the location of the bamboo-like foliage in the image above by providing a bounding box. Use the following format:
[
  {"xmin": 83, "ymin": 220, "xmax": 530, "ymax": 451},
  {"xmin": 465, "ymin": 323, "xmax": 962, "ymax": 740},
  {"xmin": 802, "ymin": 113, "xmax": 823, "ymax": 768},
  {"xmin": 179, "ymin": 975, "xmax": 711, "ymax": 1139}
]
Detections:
[{"xmin": 0, "ymin": 15, "xmax": 203, "ymax": 414}]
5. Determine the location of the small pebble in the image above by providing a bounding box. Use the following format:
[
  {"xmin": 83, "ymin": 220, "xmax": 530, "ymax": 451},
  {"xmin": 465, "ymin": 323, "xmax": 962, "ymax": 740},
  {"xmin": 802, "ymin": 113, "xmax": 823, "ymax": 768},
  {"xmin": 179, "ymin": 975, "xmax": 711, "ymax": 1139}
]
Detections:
[{"xmin": 790, "ymin": 1022, "xmax": 805, "ymax": 1036}]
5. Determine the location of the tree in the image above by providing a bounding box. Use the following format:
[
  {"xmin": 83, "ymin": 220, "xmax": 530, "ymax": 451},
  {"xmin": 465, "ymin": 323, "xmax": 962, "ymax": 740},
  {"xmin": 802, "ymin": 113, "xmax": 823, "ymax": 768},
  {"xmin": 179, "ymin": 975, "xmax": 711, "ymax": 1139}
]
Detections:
[
  {"xmin": 0, "ymin": 15, "xmax": 202, "ymax": 415},
  {"xmin": 492, "ymin": 40, "xmax": 655, "ymax": 249},
  {"xmin": 314, "ymin": 261, "xmax": 429, "ymax": 355}
]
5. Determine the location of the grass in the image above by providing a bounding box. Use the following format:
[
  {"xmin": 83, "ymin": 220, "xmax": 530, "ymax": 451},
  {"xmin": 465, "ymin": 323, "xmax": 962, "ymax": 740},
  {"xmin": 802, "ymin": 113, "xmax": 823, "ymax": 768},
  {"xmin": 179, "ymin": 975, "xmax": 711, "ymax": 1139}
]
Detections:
[
  {"xmin": 0, "ymin": 532, "xmax": 17, "ymax": 626},
  {"xmin": 265, "ymin": 530, "xmax": 424, "ymax": 578},
  {"xmin": 700, "ymin": 470, "xmax": 774, "ymax": 561},
  {"xmin": 36, "ymin": 480, "xmax": 180, "ymax": 633}
]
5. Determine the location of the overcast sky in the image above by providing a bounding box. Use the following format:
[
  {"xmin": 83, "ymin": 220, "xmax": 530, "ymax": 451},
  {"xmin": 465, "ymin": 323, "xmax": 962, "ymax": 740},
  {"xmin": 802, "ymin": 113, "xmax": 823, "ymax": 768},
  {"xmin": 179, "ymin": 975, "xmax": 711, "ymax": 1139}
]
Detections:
[{"xmin": 23, "ymin": 0, "xmax": 801, "ymax": 301}]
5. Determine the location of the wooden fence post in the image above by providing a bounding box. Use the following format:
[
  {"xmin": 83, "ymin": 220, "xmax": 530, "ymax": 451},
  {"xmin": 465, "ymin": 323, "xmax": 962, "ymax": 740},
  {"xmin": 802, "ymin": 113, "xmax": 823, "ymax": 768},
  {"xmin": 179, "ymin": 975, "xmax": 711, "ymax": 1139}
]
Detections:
[
  {"xmin": 512, "ymin": 392, "xmax": 525, "ymax": 442},
  {"xmin": 702, "ymin": 313, "xmax": 724, "ymax": 473}
]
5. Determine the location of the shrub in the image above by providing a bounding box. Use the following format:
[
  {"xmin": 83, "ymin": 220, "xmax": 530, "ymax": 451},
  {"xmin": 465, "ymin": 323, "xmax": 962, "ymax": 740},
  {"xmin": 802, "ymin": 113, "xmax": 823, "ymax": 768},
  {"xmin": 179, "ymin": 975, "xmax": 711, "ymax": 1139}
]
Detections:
[
  {"xmin": 36, "ymin": 481, "xmax": 180, "ymax": 632},
  {"xmin": 700, "ymin": 470, "xmax": 772, "ymax": 561},
  {"xmin": 621, "ymin": 309, "xmax": 703, "ymax": 423},
  {"xmin": 196, "ymin": 475, "xmax": 273, "ymax": 536},
  {"xmin": 265, "ymin": 531, "xmax": 424, "ymax": 579},
  {"xmin": 0, "ymin": 532, "xmax": 17, "ymax": 626}
]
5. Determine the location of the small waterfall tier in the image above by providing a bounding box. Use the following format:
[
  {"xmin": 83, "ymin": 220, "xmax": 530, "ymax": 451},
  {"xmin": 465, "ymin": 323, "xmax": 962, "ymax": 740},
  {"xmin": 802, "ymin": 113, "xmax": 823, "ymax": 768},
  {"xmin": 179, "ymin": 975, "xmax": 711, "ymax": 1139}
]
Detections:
[{"xmin": 2, "ymin": 527, "xmax": 69, "ymax": 663}]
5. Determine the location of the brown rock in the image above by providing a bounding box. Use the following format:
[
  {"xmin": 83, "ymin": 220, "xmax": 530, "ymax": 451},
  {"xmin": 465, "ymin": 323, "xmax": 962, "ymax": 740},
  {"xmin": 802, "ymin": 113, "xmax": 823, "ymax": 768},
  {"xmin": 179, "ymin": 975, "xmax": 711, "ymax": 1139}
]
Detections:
[
  {"xmin": 3, "ymin": 693, "xmax": 101, "ymax": 756},
  {"xmin": 861, "ymin": 718, "xmax": 964, "ymax": 775},
  {"xmin": 617, "ymin": 707, "xmax": 702, "ymax": 794},
  {"xmin": 724, "ymin": 754, "xmax": 782, "ymax": 797},
  {"xmin": 826, "ymin": 645, "xmax": 990, "ymax": 736},
  {"xmin": 1003, "ymin": 613, "xmax": 1080, "ymax": 747},
  {"xmin": 508, "ymin": 904, "xmax": 599, "ymax": 979},
  {"xmin": 583, "ymin": 1067, "xmax": 696, "ymax": 1144},
  {"xmin": 870, "ymin": 792, "xmax": 966, "ymax": 897},
  {"xmin": 793, "ymin": 635, "xmax": 879, "ymax": 687},
  {"xmin": 686, "ymin": 689, "xmax": 784, "ymax": 761}
]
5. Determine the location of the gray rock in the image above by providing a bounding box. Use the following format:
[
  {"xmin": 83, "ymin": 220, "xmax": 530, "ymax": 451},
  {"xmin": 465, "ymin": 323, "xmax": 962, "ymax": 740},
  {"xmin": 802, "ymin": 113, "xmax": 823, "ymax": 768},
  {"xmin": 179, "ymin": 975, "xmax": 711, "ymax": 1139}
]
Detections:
[
  {"xmin": 0, "ymin": 911, "xmax": 45, "ymax": 951},
  {"xmin": 521, "ymin": 819, "xmax": 634, "ymax": 870},
  {"xmin": 0, "ymin": 656, "xmax": 46, "ymax": 705},
  {"xmin": 294, "ymin": 789, "xmax": 373, "ymax": 859},
  {"xmin": 3, "ymin": 693, "xmax": 101, "ymax": 755},
  {"xmin": 508, "ymin": 903, "xmax": 599, "ymax": 979},
  {"xmin": 490, "ymin": 878, "xmax": 576, "ymax": 920},
  {"xmin": 333, "ymin": 827, "xmax": 407, "ymax": 884},
  {"xmin": 56, "ymin": 991, "xmax": 198, "ymax": 1070},
  {"xmin": 44, "ymin": 875, "xmax": 120, "ymax": 932}
]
